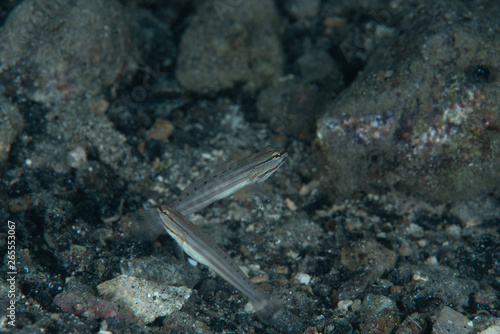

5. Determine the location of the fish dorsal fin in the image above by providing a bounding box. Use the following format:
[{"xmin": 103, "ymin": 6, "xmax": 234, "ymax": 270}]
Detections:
[
  {"xmin": 132, "ymin": 208, "xmax": 165, "ymax": 241},
  {"xmin": 212, "ymin": 147, "xmax": 249, "ymax": 173},
  {"xmin": 176, "ymin": 152, "xmax": 244, "ymax": 202}
]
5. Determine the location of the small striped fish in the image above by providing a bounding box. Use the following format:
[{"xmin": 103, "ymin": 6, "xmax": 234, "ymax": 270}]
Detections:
[
  {"xmin": 172, "ymin": 147, "xmax": 287, "ymax": 216},
  {"xmin": 133, "ymin": 149, "xmax": 304, "ymax": 332},
  {"xmin": 134, "ymin": 204, "xmax": 284, "ymax": 326}
]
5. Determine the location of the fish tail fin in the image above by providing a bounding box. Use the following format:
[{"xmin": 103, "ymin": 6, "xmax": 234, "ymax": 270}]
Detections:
[{"xmin": 254, "ymin": 297, "xmax": 305, "ymax": 334}]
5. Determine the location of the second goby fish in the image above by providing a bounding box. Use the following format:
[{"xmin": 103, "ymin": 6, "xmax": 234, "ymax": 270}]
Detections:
[
  {"xmin": 134, "ymin": 204, "xmax": 304, "ymax": 333},
  {"xmin": 172, "ymin": 147, "xmax": 287, "ymax": 216}
]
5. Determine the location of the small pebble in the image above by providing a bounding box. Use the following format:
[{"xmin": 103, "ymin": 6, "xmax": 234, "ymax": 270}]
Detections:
[
  {"xmin": 137, "ymin": 142, "xmax": 146, "ymax": 155},
  {"xmin": 97, "ymin": 275, "xmax": 192, "ymax": 325},
  {"xmin": 294, "ymin": 273, "xmax": 312, "ymax": 285},
  {"xmin": 92, "ymin": 99, "xmax": 110, "ymax": 115},
  {"xmin": 445, "ymin": 224, "xmax": 462, "ymax": 238},
  {"xmin": 405, "ymin": 223, "xmax": 424, "ymax": 238},
  {"xmin": 418, "ymin": 239, "xmax": 428, "ymax": 247},
  {"xmin": 67, "ymin": 146, "xmax": 87, "ymax": 169},
  {"xmin": 395, "ymin": 313, "xmax": 428, "ymax": 333},
  {"xmin": 337, "ymin": 300, "xmax": 353, "ymax": 311},
  {"xmin": 324, "ymin": 16, "xmax": 347, "ymax": 29},
  {"xmin": 432, "ymin": 306, "xmax": 474, "ymax": 334},
  {"xmin": 147, "ymin": 119, "xmax": 174, "ymax": 141},
  {"xmin": 412, "ymin": 273, "xmax": 429, "ymax": 283},
  {"xmin": 275, "ymin": 265, "xmax": 289, "ymax": 274},
  {"xmin": 250, "ymin": 274, "xmax": 269, "ymax": 284},
  {"xmin": 480, "ymin": 325, "xmax": 500, "ymax": 334},
  {"xmin": 359, "ymin": 294, "xmax": 400, "ymax": 334},
  {"xmin": 425, "ymin": 256, "xmax": 439, "ymax": 265},
  {"xmin": 286, "ymin": 197, "xmax": 298, "ymax": 211},
  {"xmin": 299, "ymin": 180, "xmax": 320, "ymax": 196}
]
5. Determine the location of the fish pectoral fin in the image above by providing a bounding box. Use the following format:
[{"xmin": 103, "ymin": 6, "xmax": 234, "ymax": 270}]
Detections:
[
  {"xmin": 187, "ymin": 257, "xmax": 199, "ymax": 267},
  {"xmin": 132, "ymin": 209, "xmax": 166, "ymax": 241},
  {"xmin": 174, "ymin": 242, "xmax": 186, "ymax": 262}
]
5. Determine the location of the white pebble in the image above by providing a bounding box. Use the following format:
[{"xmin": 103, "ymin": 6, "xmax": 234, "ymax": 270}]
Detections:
[
  {"xmin": 295, "ymin": 273, "xmax": 311, "ymax": 285},
  {"xmin": 337, "ymin": 300, "xmax": 353, "ymax": 311}
]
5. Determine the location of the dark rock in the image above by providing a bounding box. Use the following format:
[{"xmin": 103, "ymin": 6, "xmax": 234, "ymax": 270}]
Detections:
[
  {"xmin": 340, "ymin": 239, "xmax": 397, "ymax": 276},
  {"xmin": 0, "ymin": 97, "xmax": 24, "ymax": 163},
  {"xmin": 395, "ymin": 313, "xmax": 429, "ymax": 334},
  {"xmin": 316, "ymin": 1, "xmax": 500, "ymax": 201},
  {"xmin": 54, "ymin": 284, "xmax": 117, "ymax": 320},
  {"xmin": 0, "ymin": 0, "xmax": 137, "ymax": 106},
  {"xmin": 430, "ymin": 306, "xmax": 474, "ymax": 334},
  {"xmin": 176, "ymin": 0, "xmax": 283, "ymax": 94},
  {"xmin": 396, "ymin": 264, "xmax": 479, "ymax": 312},
  {"xmin": 359, "ymin": 294, "xmax": 400, "ymax": 334}
]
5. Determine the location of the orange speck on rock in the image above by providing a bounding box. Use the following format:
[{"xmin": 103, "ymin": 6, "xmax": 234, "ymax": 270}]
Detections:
[
  {"xmin": 324, "ymin": 16, "xmax": 347, "ymax": 28},
  {"xmin": 250, "ymin": 274, "xmax": 269, "ymax": 284},
  {"xmin": 152, "ymin": 159, "xmax": 160, "ymax": 169},
  {"xmin": 148, "ymin": 119, "xmax": 174, "ymax": 141},
  {"xmin": 239, "ymin": 246, "xmax": 250, "ymax": 256},
  {"xmin": 274, "ymin": 265, "xmax": 289, "ymax": 274},
  {"xmin": 286, "ymin": 197, "xmax": 297, "ymax": 211},
  {"xmin": 137, "ymin": 142, "xmax": 146, "ymax": 155},
  {"xmin": 92, "ymin": 99, "xmax": 110, "ymax": 115}
]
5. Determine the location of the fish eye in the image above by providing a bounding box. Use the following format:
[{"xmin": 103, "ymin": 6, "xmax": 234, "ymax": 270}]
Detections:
[{"xmin": 273, "ymin": 153, "xmax": 281, "ymax": 159}]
